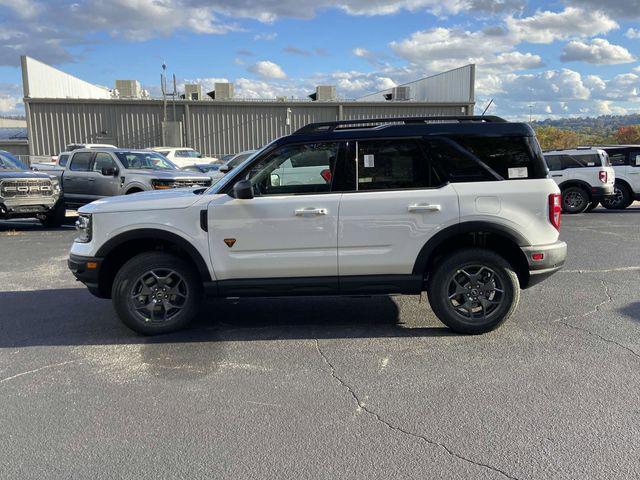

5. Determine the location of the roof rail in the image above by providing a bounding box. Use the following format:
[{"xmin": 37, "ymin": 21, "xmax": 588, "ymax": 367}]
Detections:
[{"xmin": 293, "ymin": 115, "xmax": 508, "ymax": 135}]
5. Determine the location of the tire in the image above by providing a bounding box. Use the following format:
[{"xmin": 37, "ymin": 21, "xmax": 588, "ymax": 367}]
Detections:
[
  {"xmin": 427, "ymin": 248, "xmax": 520, "ymax": 334},
  {"xmin": 126, "ymin": 188, "xmax": 143, "ymax": 195},
  {"xmin": 602, "ymin": 183, "xmax": 631, "ymax": 210},
  {"xmin": 585, "ymin": 201, "xmax": 599, "ymax": 212},
  {"xmin": 112, "ymin": 252, "xmax": 203, "ymax": 335},
  {"xmin": 40, "ymin": 200, "xmax": 66, "ymax": 227},
  {"xmin": 561, "ymin": 186, "xmax": 589, "ymax": 214}
]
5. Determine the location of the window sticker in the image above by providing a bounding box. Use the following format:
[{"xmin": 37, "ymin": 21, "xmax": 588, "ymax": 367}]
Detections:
[
  {"xmin": 587, "ymin": 162, "xmax": 595, "ymax": 167},
  {"xmin": 635, "ymin": 155, "xmax": 640, "ymax": 166},
  {"xmin": 363, "ymin": 154, "xmax": 375, "ymax": 168},
  {"xmin": 507, "ymin": 167, "xmax": 528, "ymax": 179},
  {"xmin": 358, "ymin": 177, "xmax": 373, "ymax": 183}
]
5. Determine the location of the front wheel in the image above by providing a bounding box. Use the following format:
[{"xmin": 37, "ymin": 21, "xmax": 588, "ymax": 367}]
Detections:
[
  {"xmin": 427, "ymin": 249, "xmax": 520, "ymax": 334},
  {"xmin": 602, "ymin": 184, "xmax": 631, "ymax": 210},
  {"xmin": 40, "ymin": 200, "xmax": 66, "ymax": 227},
  {"xmin": 112, "ymin": 252, "xmax": 203, "ymax": 335},
  {"xmin": 561, "ymin": 186, "xmax": 589, "ymax": 214}
]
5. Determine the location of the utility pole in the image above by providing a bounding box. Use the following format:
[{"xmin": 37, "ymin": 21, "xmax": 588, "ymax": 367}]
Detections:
[{"xmin": 528, "ymin": 104, "xmax": 533, "ymax": 123}]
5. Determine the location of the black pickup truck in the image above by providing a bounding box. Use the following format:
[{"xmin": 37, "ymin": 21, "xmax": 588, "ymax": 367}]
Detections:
[{"xmin": 0, "ymin": 150, "xmax": 65, "ymax": 226}]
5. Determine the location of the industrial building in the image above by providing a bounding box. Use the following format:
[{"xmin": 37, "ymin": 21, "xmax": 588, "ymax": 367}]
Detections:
[{"xmin": 19, "ymin": 56, "xmax": 476, "ymax": 158}]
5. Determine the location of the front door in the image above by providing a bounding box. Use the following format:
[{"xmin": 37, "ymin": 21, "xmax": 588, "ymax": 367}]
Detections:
[
  {"xmin": 89, "ymin": 152, "xmax": 121, "ymax": 198},
  {"xmin": 208, "ymin": 141, "xmax": 344, "ymax": 289}
]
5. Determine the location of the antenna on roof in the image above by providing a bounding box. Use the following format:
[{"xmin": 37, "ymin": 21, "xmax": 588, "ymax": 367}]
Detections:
[{"xmin": 481, "ymin": 99, "xmax": 494, "ymax": 116}]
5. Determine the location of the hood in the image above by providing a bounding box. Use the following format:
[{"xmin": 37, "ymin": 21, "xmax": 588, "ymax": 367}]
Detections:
[
  {"xmin": 0, "ymin": 170, "xmax": 54, "ymax": 180},
  {"xmin": 79, "ymin": 188, "xmax": 204, "ymax": 214},
  {"xmin": 125, "ymin": 169, "xmax": 210, "ymax": 180}
]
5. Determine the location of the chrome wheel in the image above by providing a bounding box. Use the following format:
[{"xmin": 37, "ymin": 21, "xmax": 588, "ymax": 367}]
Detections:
[
  {"xmin": 129, "ymin": 269, "xmax": 189, "ymax": 323},
  {"xmin": 447, "ymin": 266, "xmax": 504, "ymax": 320}
]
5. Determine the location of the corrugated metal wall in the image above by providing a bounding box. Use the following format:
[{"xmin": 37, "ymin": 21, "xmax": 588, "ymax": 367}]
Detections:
[{"xmin": 26, "ymin": 99, "xmax": 473, "ymax": 157}]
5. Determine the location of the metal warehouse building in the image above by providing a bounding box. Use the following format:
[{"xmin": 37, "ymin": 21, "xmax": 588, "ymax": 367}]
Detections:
[{"xmin": 20, "ymin": 56, "xmax": 476, "ymax": 158}]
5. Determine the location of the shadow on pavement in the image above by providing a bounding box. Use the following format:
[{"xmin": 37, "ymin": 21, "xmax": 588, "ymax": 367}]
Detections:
[
  {"xmin": 0, "ymin": 214, "xmax": 78, "ymax": 232},
  {"xmin": 0, "ymin": 288, "xmax": 452, "ymax": 350},
  {"xmin": 618, "ymin": 302, "xmax": 640, "ymax": 323}
]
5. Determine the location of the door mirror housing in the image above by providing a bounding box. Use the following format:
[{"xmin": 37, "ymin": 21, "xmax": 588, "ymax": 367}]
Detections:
[
  {"xmin": 219, "ymin": 164, "xmax": 231, "ymax": 174},
  {"xmin": 233, "ymin": 180, "xmax": 254, "ymax": 199},
  {"xmin": 101, "ymin": 166, "xmax": 118, "ymax": 176}
]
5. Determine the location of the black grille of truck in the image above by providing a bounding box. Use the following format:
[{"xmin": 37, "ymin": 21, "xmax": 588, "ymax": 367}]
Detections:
[{"xmin": 0, "ymin": 179, "xmax": 53, "ymax": 198}]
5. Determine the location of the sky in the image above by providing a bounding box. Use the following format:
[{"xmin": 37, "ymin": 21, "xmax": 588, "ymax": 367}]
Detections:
[{"xmin": 0, "ymin": 0, "xmax": 638, "ymax": 120}]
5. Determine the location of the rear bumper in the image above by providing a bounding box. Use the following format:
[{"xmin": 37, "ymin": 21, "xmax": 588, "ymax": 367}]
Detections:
[
  {"xmin": 521, "ymin": 241, "xmax": 567, "ymax": 288},
  {"xmin": 68, "ymin": 253, "xmax": 106, "ymax": 298},
  {"xmin": 590, "ymin": 184, "xmax": 614, "ymax": 202}
]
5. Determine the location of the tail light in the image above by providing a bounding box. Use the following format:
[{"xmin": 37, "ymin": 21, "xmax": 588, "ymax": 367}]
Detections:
[
  {"xmin": 599, "ymin": 171, "xmax": 607, "ymax": 183},
  {"xmin": 549, "ymin": 193, "xmax": 562, "ymax": 231},
  {"xmin": 320, "ymin": 169, "xmax": 332, "ymax": 183}
]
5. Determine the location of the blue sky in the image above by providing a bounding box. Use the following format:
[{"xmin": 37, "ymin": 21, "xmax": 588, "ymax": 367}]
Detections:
[{"xmin": 0, "ymin": 0, "xmax": 638, "ymax": 120}]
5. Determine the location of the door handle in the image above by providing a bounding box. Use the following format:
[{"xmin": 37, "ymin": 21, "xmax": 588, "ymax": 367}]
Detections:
[
  {"xmin": 295, "ymin": 207, "xmax": 328, "ymax": 216},
  {"xmin": 408, "ymin": 204, "xmax": 441, "ymax": 213},
  {"xmin": 552, "ymin": 174, "xmax": 563, "ymax": 177}
]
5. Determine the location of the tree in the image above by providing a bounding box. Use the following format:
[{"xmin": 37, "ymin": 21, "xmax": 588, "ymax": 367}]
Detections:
[
  {"xmin": 614, "ymin": 125, "xmax": 640, "ymax": 144},
  {"xmin": 534, "ymin": 126, "xmax": 582, "ymax": 151}
]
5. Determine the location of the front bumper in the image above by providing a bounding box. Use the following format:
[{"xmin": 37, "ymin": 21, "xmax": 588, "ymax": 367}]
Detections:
[
  {"xmin": 521, "ymin": 241, "xmax": 567, "ymax": 288},
  {"xmin": 68, "ymin": 254, "xmax": 105, "ymax": 298},
  {"xmin": 0, "ymin": 195, "xmax": 59, "ymax": 218}
]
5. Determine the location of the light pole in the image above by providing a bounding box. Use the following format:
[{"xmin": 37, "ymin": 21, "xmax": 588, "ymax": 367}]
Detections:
[{"xmin": 528, "ymin": 105, "xmax": 533, "ymax": 123}]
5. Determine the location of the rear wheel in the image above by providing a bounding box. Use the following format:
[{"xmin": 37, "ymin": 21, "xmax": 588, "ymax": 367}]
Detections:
[
  {"xmin": 112, "ymin": 252, "xmax": 203, "ymax": 335},
  {"xmin": 427, "ymin": 248, "xmax": 520, "ymax": 334},
  {"xmin": 602, "ymin": 183, "xmax": 631, "ymax": 210},
  {"xmin": 561, "ymin": 186, "xmax": 589, "ymax": 214}
]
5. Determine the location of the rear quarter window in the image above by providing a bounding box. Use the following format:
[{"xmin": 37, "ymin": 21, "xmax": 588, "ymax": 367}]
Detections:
[{"xmin": 449, "ymin": 136, "xmax": 548, "ymax": 180}]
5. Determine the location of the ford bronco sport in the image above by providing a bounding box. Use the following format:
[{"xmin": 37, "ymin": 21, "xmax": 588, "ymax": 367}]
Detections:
[{"xmin": 68, "ymin": 116, "xmax": 567, "ymax": 335}]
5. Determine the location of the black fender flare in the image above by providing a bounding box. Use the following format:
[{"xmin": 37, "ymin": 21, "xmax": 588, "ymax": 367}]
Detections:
[
  {"xmin": 412, "ymin": 221, "xmax": 529, "ymax": 275},
  {"xmin": 96, "ymin": 228, "xmax": 212, "ymax": 281},
  {"xmin": 558, "ymin": 180, "xmax": 593, "ymax": 198}
]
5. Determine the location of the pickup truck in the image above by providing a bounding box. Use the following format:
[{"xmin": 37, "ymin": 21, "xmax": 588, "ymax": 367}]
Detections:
[
  {"xmin": 53, "ymin": 148, "xmax": 213, "ymax": 208},
  {"xmin": 0, "ymin": 149, "xmax": 65, "ymax": 226},
  {"xmin": 31, "ymin": 151, "xmax": 71, "ymax": 172}
]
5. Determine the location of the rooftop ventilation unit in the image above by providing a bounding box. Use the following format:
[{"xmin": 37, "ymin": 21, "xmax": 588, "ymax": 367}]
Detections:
[
  {"xmin": 115, "ymin": 80, "xmax": 141, "ymax": 98},
  {"xmin": 309, "ymin": 85, "xmax": 336, "ymax": 101},
  {"xmin": 184, "ymin": 84, "xmax": 203, "ymax": 101},
  {"xmin": 384, "ymin": 86, "xmax": 411, "ymax": 101},
  {"xmin": 207, "ymin": 82, "xmax": 234, "ymax": 100}
]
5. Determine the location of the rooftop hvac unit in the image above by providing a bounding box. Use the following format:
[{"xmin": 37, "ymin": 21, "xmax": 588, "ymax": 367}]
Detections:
[
  {"xmin": 185, "ymin": 83, "xmax": 203, "ymax": 101},
  {"xmin": 115, "ymin": 80, "xmax": 141, "ymax": 98},
  {"xmin": 309, "ymin": 85, "xmax": 336, "ymax": 101},
  {"xmin": 212, "ymin": 82, "xmax": 234, "ymax": 100},
  {"xmin": 383, "ymin": 86, "xmax": 411, "ymax": 101}
]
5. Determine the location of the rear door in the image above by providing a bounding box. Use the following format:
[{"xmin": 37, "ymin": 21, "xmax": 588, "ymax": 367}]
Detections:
[
  {"xmin": 63, "ymin": 151, "xmax": 94, "ymax": 205},
  {"xmin": 337, "ymin": 138, "xmax": 459, "ymax": 285}
]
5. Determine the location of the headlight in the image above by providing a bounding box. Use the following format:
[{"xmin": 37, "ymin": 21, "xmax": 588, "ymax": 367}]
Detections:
[
  {"xmin": 75, "ymin": 214, "xmax": 92, "ymax": 243},
  {"xmin": 50, "ymin": 178, "xmax": 61, "ymax": 194},
  {"xmin": 152, "ymin": 179, "xmax": 174, "ymax": 190}
]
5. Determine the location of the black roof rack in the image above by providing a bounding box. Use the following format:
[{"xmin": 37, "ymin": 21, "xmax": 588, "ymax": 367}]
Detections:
[{"xmin": 293, "ymin": 115, "xmax": 508, "ymax": 135}]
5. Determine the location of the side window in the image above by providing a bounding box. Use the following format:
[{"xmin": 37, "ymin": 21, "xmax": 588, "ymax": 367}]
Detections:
[
  {"xmin": 355, "ymin": 139, "xmax": 441, "ymax": 190},
  {"xmin": 58, "ymin": 154, "xmax": 69, "ymax": 167},
  {"xmin": 424, "ymin": 138, "xmax": 494, "ymax": 183},
  {"xmin": 608, "ymin": 153, "xmax": 626, "ymax": 166},
  {"xmin": 246, "ymin": 142, "xmax": 339, "ymax": 195},
  {"xmin": 545, "ymin": 155, "xmax": 562, "ymax": 171},
  {"xmin": 561, "ymin": 155, "xmax": 585, "ymax": 169},
  {"xmin": 93, "ymin": 152, "xmax": 116, "ymax": 172},
  {"xmin": 630, "ymin": 151, "xmax": 640, "ymax": 167},
  {"xmin": 450, "ymin": 136, "xmax": 546, "ymax": 179},
  {"xmin": 69, "ymin": 152, "xmax": 93, "ymax": 171}
]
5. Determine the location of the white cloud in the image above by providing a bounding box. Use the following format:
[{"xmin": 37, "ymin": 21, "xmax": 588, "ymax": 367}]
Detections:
[
  {"xmin": 626, "ymin": 28, "xmax": 640, "ymax": 39},
  {"xmin": 561, "ymin": 39, "xmax": 636, "ymax": 65},
  {"xmin": 254, "ymin": 32, "xmax": 278, "ymax": 41},
  {"xmin": 564, "ymin": 0, "xmax": 640, "ymax": 20},
  {"xmin": 505, "ymin": 7, "xmax": 618, "ymax": 44},
  {"xmin": 248, "ymin": 60, "xmax": 287, "ymax": 79}
]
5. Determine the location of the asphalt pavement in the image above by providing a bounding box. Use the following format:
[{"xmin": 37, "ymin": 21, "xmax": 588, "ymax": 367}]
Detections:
[{"xmin": 1, "ymin": 207, "xmax": 639, "ymax": 479}]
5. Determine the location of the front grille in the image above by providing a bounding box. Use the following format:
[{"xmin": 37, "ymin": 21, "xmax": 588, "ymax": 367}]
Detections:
[
  {"xmin": 171, "ymin": 179, "xmax": 212, "ymax": 188},
  {"xmin": 0, "ymin": 179, "xmax": 53, "ymax": 198}
]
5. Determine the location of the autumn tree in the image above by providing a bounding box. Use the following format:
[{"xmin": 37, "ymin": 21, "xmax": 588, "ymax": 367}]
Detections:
[
  {"xmin": 614, "ymin": 125, "xmax": 640, "ymax": 144},
  {"xmin": 534, "ymin": 126, "xmax": 582, "ymax": 151}
]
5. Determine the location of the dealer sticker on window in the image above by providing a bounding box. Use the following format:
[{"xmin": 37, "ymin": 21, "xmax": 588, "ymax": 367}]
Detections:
[
  {"xmin": 363, "ymin": 154, "xmax": 375, "ymax": 168},
  {"xmin": 507, "ymin": 167, "xmax": 528, "ymax": 179}
]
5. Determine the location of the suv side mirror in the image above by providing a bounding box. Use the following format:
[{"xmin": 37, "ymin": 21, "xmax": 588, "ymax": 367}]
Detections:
[
  {"xmin": 101, "ymin": 166, "xmax": 118, "ymax": 176},
  {"xmin": 219, "ymin": 164, "xmax": 231, "ymax": 174},
  {"xmin": 233, "ymin": 180, "xmax": 254, "ymax": 199}
]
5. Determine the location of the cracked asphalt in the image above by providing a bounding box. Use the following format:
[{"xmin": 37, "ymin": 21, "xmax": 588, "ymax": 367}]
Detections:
[{"xmin": 1, "ymin": 206, "xmax": 639, "ymax": 479}]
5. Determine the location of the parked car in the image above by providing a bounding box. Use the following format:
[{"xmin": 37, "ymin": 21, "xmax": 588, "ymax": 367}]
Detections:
[
  {"xmin": 543, "ymin": 147, "xmax": 614, "ymax": 213},
  {"xmin": 68, "ymin": 115, "xmax": 567, "ymax": 336},
  {"xmin": 181, "ymin": 163, "xmax": 221, "ymax": 174},
  {"xmin": 151, "ymin": 147, "xmax": 217, "ymax": 168},
  {"xmin": 66, "ymin": 143, "xmax": 117, "ymax": 151},
  {"xmin": 31, "ymin": 151, "xmax": 72, "ymax": 172},
  {"xmin": 54, "ymin": 148, "xmax": 212, "ymax": 208},
  {"xmin": 214, "ymin": 150, "xmax": 257, "ymax": 180},
  {"xmin": 0, "ymin": 150, "xmax": 65, "ymax": 226},
  {"xmin": 590, "ymin": 145, "xmax": 640, "ymax": 209}
]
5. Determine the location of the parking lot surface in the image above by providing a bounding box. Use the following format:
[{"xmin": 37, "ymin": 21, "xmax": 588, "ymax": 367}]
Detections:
[{"xmin": 1, "ymin": 208, "xmax": 639, "ymax": 479}]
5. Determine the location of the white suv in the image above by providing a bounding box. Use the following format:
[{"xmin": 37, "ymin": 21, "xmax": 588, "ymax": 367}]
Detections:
[
  {"xmin": 68, "ymin": 116, "xmax": 567, "ymax": 335},
  {"xmin": 151, "ymin": 147, "xmax": 217, "ymax": 168},
  {"xmin": 544, "ymin": 148, "xmax": 615, "ymax": 213}
]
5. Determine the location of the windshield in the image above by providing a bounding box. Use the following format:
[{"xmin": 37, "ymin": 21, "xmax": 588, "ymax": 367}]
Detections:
[
  {"xmin": 115, "ymin": 151, "xmax": 178, "ymax": 170},
  {"xmin": 176, "ymin": 150, "xmax": 202, "ymax": 158},
  {"xmin": 0, "ymin": 151, "xmax": 27, "ymax": 171}
]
